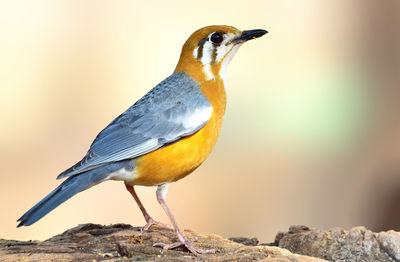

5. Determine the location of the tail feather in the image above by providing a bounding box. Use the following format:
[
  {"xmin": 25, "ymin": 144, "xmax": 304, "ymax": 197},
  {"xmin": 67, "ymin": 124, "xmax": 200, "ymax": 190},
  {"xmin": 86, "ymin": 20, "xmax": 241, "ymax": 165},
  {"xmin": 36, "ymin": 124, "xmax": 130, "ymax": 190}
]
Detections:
[
  {"xmin": 17, "ymin": 171, "xmax": 107, "ymax": 227},
  {"xmin": 17, "ymin": 160, "xmax": 132, "ymax": 227}
]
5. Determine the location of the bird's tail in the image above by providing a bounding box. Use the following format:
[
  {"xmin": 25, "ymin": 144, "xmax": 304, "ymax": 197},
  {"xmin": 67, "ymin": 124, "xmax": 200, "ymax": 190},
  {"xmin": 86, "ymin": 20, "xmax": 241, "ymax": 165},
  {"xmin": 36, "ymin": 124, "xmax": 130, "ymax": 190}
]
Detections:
[{"xmin": 17, "ymin": 161, "xmax": 132, "ymax": 227}]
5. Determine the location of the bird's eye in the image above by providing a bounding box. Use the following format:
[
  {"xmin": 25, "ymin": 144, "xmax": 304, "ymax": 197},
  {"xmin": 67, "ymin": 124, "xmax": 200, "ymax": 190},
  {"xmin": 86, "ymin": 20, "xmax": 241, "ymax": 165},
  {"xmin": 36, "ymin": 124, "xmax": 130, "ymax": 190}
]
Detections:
[{"xmin": 210, "ymin": 32, "xmax": 223, "ymax": 44}]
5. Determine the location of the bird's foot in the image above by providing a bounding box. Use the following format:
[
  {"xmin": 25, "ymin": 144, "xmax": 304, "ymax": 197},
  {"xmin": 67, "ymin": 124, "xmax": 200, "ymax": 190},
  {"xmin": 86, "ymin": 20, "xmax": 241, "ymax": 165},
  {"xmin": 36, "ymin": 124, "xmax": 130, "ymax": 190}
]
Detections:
[
  {"xmin": 142, "ymin": 217, "xmax": 174, "ymax": 231},
  {"xmin": 153, "ymin": 236, "xmax": 218, "ymax": 256}
]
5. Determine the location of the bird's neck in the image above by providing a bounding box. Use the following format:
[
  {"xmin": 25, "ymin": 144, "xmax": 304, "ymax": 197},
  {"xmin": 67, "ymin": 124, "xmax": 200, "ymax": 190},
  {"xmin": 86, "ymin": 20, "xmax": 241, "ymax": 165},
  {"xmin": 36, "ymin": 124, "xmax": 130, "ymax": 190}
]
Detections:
[
  {"xmin": 174, "ymin": 54, "xmax": 226, "ymax": 117},
  {"xmin": 174, "ymin": 51, "xmax": 223, "ymax": 84}
]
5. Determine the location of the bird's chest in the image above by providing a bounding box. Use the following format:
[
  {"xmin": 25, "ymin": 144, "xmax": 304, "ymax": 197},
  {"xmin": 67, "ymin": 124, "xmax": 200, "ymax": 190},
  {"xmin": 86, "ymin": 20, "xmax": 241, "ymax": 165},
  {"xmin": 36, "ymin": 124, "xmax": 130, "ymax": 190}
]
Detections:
[{"xmin": 133, "ymin": 80, "xmax": 226, "ymax": 186}]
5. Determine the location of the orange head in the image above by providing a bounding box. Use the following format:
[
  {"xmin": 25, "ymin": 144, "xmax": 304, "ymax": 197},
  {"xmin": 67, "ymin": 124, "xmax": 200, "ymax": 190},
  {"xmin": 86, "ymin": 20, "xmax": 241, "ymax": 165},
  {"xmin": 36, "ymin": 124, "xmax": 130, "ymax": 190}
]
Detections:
[{"xmin": 175, "ymin": 25, "xmax": 267, "ymax": 83}]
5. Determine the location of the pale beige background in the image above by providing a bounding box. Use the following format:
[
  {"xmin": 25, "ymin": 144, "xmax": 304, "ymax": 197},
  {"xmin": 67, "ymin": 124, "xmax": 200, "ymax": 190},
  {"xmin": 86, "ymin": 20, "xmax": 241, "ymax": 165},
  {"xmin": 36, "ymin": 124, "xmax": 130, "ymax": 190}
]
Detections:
[{"xmin": 1, "ymin": 0, "xmax": 400, "ymax": 243}]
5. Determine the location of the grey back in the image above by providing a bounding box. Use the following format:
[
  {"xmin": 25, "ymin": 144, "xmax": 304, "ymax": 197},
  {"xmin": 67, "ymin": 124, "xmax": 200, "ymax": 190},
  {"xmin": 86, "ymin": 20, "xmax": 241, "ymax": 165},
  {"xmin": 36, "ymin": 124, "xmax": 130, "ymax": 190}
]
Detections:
[{"xmin": 57, "ymin": 72, "xmax": 212, "ymax": 179}]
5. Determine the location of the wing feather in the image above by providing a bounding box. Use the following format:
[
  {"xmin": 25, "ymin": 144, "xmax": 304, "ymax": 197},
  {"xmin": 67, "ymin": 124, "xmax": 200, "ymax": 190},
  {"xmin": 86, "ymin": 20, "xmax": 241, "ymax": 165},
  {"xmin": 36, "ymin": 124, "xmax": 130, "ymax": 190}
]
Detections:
[{"xmin": 57, "ymin": 72, "xmax": 212, "ymax": 179}]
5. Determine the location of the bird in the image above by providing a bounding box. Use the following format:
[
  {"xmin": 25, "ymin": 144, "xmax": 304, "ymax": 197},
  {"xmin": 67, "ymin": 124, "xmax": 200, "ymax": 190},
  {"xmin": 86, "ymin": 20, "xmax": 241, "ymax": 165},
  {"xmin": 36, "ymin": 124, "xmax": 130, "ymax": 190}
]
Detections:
[{"xmin": 17, "ymin": 25, "xmax": 267, "ymax": 255}]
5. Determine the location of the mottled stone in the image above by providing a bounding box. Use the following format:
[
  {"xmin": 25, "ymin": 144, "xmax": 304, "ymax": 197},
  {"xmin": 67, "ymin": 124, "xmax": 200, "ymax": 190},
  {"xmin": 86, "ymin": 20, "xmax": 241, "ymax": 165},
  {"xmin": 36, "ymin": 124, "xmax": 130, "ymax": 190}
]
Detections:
[
  {"xmin": 276, "ymin": 225, "xmax": 400, "ymax": 262},
  {"xmin": 0, "ymin": 223, "xmax": 324, "ymax": 262}
]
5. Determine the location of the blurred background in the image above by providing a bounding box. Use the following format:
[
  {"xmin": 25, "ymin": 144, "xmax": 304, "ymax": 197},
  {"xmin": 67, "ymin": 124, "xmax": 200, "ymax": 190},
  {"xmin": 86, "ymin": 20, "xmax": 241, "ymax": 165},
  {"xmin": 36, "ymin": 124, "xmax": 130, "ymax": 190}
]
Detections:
[{"xmin": 1, "ymin": 0, "xmax": 400, "ymax": 243}]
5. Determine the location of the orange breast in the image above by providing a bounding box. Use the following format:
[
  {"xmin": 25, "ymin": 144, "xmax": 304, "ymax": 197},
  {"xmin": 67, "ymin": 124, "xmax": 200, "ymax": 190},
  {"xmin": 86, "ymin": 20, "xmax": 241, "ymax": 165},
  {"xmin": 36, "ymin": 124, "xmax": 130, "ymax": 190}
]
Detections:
[{"xmin": 132, "ymin": 79, "xmax": 226, "ymax": 186}]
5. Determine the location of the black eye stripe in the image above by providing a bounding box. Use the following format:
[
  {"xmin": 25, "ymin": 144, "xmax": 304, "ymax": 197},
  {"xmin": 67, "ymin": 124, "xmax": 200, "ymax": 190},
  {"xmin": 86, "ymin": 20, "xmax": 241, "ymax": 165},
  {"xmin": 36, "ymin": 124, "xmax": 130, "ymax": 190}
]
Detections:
[
  {"xmin": 198, "ymin": 37, "xmax": 208, "ymax": 47},
  {"xmin": 197, "ymin": 39, "xmax": 206, "ymax": 60},
  {"xmin": 211, "ymin": 45, "xmax": 217, "ymax": 63}
]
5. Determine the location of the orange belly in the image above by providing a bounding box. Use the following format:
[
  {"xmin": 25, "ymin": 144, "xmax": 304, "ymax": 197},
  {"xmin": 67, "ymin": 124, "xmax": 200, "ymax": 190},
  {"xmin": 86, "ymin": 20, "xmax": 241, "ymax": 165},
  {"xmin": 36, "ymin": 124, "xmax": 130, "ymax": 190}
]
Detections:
[{"xmin": 132, "ymin": 79, "xmax": 226, "ymax": 186}]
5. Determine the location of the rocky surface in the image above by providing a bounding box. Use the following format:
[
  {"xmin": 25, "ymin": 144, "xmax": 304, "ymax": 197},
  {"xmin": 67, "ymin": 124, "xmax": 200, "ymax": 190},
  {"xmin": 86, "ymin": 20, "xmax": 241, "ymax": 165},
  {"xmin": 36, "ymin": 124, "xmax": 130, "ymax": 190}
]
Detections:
[
  {"xmin": 0, "ymin": 223, "xmax": 324, "ymax": 262},
  {"xmin": 1, "ymin": 224, "xmax": 399, "ymax": 261},
  {"xmin": 275, "ymin": 225, "xmax": 400, "ymax": 262}
]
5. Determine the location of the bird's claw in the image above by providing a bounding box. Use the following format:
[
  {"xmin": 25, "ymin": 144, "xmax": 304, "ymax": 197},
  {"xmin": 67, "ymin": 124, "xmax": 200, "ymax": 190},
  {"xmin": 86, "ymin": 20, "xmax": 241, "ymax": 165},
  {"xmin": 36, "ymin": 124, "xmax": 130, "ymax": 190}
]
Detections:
[
  {"xmin": 153, "ymin": 237, "xmax": 218, "ymax": 256},
  {"xmin": 142, "ymin": 217, "xmax": 174, "ymax": 232}
]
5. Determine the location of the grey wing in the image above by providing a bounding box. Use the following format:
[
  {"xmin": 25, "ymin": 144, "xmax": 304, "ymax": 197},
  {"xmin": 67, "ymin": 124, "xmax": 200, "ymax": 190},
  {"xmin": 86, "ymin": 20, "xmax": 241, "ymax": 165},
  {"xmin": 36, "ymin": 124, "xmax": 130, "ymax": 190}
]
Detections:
[{"xmin": 57, "ymin": 72, "xmax": 212, "ymax": 179}]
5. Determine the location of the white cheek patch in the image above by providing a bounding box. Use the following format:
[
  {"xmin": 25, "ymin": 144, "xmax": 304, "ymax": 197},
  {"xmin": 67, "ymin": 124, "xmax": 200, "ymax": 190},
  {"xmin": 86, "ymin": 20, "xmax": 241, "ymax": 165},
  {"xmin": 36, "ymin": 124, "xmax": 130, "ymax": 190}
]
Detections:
[
  {"xmin": 200, "ymin": 41, "xmax": 215, "ymax": 80},
  {"xmin": 200, "ymin": 41, "xmax": 213, "ymax": 65},
  {"xmin": 196, "ymin": 32, "xmax": 242, "ymax": 81},
  {"xmin": 192, "ymin": 46, "xmax": 199, "ymax": 59},
  {"xmin": 216, "ymin": 33, "xmax": 236, "ymax": 63},
  {"xmin": 219, "ymin": 44, "xmax": 241, "ymax": 82},
  {"xmin": 216, "ymin": 45, "xmax": 232, "ymax": 63}
]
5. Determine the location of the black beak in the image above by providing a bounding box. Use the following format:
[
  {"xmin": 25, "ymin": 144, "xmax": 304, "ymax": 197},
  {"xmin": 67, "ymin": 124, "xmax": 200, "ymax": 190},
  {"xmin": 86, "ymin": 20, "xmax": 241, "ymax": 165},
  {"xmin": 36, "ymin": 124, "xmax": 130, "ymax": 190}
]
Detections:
[{"xmin": 233, "ymin": 29, "xmax": 268, "ymax": 43}]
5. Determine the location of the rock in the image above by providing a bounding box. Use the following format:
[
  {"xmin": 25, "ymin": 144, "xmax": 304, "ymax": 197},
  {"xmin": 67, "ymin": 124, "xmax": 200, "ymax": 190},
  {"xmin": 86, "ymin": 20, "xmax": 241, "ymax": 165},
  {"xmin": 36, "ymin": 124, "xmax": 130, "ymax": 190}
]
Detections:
[
  {"xmin": 229, "ymin": 236, "xmax": 259, "ymax": 246},
  {"xmin": 275, "ymin": 225, "xmax": 400, "ymax": 262},
  {"xmin": 0, "ymin": 223, "xmax": 324, "ymax": 262},
  {"xmin": 4, "ymin": 224, "xmax": 399, "ymax": 261}
]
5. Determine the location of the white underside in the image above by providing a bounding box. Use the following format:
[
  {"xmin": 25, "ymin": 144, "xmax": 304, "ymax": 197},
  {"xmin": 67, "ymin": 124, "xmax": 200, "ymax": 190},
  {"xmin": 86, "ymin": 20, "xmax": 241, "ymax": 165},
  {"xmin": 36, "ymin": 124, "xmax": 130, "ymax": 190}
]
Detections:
[{"xmin": 106, "ymin": 167, "xmax": 138, "ymax": 182}]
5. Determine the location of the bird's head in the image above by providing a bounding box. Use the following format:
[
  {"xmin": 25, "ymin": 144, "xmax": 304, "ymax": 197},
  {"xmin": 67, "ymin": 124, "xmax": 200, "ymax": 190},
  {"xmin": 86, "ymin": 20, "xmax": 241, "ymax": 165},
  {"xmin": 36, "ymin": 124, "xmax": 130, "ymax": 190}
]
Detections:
[{"xmin": 175, "ymin": 25, "xmax": 267, "ymax": 83}]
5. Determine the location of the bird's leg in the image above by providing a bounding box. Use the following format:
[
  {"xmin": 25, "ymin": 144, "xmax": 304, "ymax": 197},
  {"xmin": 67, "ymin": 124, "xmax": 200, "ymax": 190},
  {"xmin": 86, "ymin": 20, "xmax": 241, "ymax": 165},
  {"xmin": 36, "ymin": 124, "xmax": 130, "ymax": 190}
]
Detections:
[
  {"xmin": 152, "ymin": 184, "xmax": 218, "ymax": 256},
  {"xmin": 124, "ymin": 182, "xmax": 172, "ymax": 231}
]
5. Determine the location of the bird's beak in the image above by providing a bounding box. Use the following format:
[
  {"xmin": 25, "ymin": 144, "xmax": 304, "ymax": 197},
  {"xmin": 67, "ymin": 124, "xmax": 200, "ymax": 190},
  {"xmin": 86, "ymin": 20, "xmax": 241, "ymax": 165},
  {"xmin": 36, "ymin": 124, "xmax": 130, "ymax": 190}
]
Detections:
[{"xmin": 232, "ymin": 29, "xmax": 268, "ymax": 44}]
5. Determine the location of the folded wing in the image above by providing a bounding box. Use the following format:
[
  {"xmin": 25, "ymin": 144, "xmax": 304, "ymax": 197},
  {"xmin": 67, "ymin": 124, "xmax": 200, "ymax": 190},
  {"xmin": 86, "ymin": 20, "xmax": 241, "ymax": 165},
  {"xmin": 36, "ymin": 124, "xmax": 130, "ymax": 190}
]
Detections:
[{"xmin": 57, "ymin": 72, "xmax": 212, "ymax": 179}]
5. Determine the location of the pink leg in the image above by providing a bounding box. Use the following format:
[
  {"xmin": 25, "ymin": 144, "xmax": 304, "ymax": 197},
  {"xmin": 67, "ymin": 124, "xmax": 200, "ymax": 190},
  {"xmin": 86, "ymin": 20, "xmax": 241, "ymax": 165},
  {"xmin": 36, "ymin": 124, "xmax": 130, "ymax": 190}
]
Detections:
[
  {"xmin": 124, "ymin": 182, "xmax": 172, "ymax": 231},
  {"xmin": 152, "ymin": 184, "xmax": 218, "ymax": 256}
]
